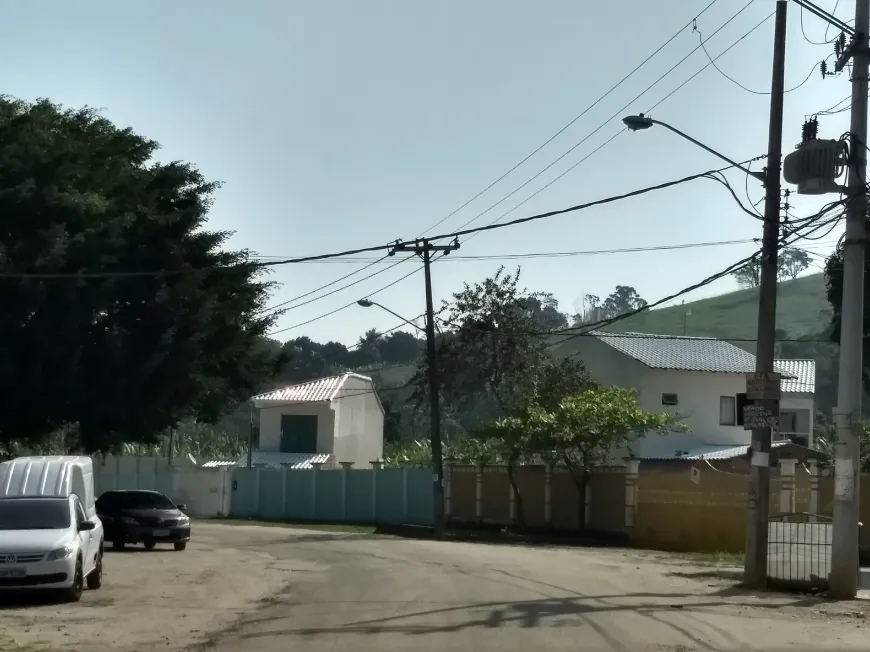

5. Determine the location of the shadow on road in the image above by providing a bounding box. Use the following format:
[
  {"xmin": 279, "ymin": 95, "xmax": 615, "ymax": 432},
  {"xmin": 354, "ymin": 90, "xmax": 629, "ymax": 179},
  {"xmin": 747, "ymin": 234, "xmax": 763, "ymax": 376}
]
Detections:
[{"xmin": 230, "ymin": 566, "xmax": 835, "ymax": 647}]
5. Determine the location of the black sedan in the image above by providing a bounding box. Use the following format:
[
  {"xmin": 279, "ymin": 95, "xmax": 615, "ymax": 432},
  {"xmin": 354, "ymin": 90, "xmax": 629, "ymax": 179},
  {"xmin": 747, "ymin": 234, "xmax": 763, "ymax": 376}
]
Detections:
[{"xmin": 96, "ymin": 490, "xmax": 191, "ymax": 551}]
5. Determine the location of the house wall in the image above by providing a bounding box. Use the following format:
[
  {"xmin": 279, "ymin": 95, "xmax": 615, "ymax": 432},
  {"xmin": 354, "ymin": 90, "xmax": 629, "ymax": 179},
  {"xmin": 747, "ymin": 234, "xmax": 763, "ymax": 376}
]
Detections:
[
  {"xmin": 779, "ymin": 394, "xmax": 814, "ymax": 448},
  {"xmin": 332, "ymin": 376, "xmax": 384, "ymax": 468},
  {"xmin": 634, "ymin": 369, "xmax": 751, "ymax": 457},
  {"xmin": 571, "ymin": 338, "xmax": 820, "ymax": 458},
  {"xmin": 258, "ymin": 403, "xmax": 336, "ymax": 454}
]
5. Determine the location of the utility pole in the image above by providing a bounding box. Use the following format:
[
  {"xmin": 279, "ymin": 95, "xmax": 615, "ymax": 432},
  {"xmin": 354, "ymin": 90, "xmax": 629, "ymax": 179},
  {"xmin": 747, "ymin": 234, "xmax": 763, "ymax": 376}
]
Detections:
[
  {"xmin": 830, "ymin": 0, "xmax": 869, "ymax": 598},
  {"xmin": 389, "ymin": 237, "xmax": 460, "ymax": 538},
  {"xmin": 743, "ymin": 0, "xmax": 788, "ymax": 588}
]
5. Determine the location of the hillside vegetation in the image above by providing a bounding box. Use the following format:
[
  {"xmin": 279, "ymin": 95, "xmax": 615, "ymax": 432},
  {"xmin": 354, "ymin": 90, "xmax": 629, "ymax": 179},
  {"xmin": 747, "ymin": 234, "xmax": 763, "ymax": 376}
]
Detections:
[
  {"xmin": 601, "ymin": 273, "xmax": 830, "ymax": 341},
  {"xmin": 370, "ymin": 273, "xmax": 832, "ymax": 389}
]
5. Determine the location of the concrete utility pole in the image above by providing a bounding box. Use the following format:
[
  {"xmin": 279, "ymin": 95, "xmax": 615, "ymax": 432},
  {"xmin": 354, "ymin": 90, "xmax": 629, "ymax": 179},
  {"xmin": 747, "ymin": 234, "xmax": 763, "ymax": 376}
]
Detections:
[
  {"xmin": 743, "ymin": 0, "xmax": 788, "ymax": 589},
  {"xmin": 830, "ymin": 0, "xmax": 869, "ymax": 599},
  {"xmin": 389, "ymin": 237, "xmax": 460, "ymax": 539}
]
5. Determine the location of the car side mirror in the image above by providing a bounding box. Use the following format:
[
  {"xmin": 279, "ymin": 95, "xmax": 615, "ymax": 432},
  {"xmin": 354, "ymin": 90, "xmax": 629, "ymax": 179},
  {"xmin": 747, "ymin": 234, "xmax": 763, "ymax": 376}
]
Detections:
[
  {"xmin": 78, "ymin": 521, "xmax": 96, "ymax": 532},
  {"xmin": 176, "ymin": 504, "xmax": 188, "ymax": 513}
]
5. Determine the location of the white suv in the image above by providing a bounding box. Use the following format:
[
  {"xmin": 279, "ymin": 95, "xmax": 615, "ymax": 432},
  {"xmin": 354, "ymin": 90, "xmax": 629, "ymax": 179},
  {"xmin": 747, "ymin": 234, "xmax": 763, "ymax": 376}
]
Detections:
[{"xmin": 0, "ymin": 494, "xmax": 104, "ymax": 602}]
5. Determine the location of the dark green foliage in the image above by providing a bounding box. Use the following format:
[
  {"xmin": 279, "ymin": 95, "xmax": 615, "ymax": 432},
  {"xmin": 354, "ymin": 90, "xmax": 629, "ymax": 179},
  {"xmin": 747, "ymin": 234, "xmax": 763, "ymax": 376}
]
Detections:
[{"xmin": 0, "ymin": 97, "xmax": 284, "ymax": 451}]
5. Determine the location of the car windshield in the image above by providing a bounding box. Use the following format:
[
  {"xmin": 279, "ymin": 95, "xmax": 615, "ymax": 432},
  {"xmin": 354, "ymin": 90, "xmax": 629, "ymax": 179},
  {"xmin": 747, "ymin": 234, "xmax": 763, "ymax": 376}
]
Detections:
[
  {"xmin": 0, "ymin": 498, "xmax": 71, "ymax": 530},
  {"xmin": 113, "ymin": 492, "xmax": 177, "ymax": 510}
]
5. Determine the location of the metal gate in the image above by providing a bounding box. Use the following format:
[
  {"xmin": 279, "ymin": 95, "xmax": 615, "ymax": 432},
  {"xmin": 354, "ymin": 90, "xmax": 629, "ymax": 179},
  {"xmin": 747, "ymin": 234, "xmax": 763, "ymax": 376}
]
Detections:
[{"xmin": 767, "ymin": 512, "xmax": 832, "ymax": 591}]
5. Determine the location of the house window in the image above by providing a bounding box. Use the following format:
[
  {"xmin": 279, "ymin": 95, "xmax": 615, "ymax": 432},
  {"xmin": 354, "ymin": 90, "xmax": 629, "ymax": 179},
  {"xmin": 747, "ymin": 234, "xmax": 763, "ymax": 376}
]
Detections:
[
  {"xmin": 661, "ymin": 393, "xmax": 679, "ymax": 406},
  {"xmin": 719, "ymin": 396, "xmax": 736, "ymax": 425},
  {"xmin": 735, "ymin": 393, "xmax": 748, "ymax": 426}
]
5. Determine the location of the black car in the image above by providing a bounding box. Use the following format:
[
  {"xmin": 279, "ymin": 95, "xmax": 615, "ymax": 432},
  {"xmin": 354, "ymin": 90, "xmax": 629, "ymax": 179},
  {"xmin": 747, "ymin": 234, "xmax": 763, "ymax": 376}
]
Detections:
[{"xmin": 96, "ymin": 490, "xmax": 190, "ymax": 551}]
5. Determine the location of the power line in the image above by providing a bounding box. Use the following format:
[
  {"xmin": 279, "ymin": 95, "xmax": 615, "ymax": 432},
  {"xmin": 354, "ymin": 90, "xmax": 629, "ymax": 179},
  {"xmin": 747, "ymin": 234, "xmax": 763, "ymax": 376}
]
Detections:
[
  {"xmin": 417, "ymin": 0, "xmax": 724, "ymax": 238},
  {"xmin": 251, "ymin": 238, "xmax": 761, "ymax": 264},
  {"xmin": 458, "ymin": 5, "xmax": 776, "ymax": 248},
  {"xmin": 256, "ymin": 0, "xmax": 736, "ymax": 318},
  {"xmin": 449, "ymin": 0, "xmax": 762, "ymax": 239},
  {"xmin": 696, "ymin": 16, "xmax": 826, "ymax": 96},
  {"xmin": 256, "ymin": 1, "xmax": 768, "ymax": 322},
  {"xmin": 267, "ymin": 263, "xmax": 426, "ymax": 336}
]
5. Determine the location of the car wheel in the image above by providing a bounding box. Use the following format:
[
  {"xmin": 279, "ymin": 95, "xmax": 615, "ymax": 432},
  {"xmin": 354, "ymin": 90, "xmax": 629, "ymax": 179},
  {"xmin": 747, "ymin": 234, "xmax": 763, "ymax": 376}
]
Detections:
[
  {"xmin": 143, "ymin": 540, "xmax": 156, "ymax": 550},
  {"xmin": 174, "ymin": 542, "xmax": 187, "ymax": 551},
  {"xmin": 86, "ymin": 550, "xmax": 103, "ymax": 590},
  {"xmin": 112, "ymin": 538, "xmax": 125, "ymax": 551},
  {"xmin": 63, "ymin": 558, "xmax": 84, "ymax": 602}
]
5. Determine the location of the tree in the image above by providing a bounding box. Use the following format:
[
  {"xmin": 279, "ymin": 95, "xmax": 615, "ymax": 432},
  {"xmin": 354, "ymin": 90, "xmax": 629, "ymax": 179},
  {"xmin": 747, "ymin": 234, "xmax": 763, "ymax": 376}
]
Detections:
[
  {"xmin": 0, "ymin": 97, "xmax": 284, "ymax": 451},
  {"xmin": 468, "ymin": 357, "xmax": 597, "ymax": 527},
  {"xmin": 601, "ymin": 285, "xmax": 647, "ymax": 318},
  {"xmin": 778, "ymin": 247, "xmax": 811, "ymax": 281},
  {"xmin": 732, "ymin": 261, "xmax": 762, "ymax": 288},
  {"xmin": 378, "ymin": 331, "xmax": 422, "ymax": 364},
  {"xmin": 530, "ymin": 386, "xmax": 684, "ymax": 528},
  {"xmin": 824, "ymin": 243, "xmax": 870, "ymax": 397},
  {"xmin": 518, "ymin": 293, "xmax": 569, "ymax": 331},
  {"xmin": 411, "ymin": 267, "xmax": 549, "ymax": 430}
]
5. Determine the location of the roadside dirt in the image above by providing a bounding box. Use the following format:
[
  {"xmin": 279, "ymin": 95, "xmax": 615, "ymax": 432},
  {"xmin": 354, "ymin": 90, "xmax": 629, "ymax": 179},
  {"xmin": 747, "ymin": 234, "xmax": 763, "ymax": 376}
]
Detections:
[{"xmin": 0, "ymin": 526, "xmax": 294, "ymax": 652}]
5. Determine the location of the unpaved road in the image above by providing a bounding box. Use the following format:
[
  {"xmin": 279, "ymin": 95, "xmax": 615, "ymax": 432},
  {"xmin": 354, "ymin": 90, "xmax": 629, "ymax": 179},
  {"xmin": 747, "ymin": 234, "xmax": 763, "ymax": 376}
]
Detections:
[
  {"xmin": 2, "ymin": 523, "xmax": 870, "ymax": 651},
  {"xmin": 0, "ymin": 524, "xmax": 294, "ymax": 652}
]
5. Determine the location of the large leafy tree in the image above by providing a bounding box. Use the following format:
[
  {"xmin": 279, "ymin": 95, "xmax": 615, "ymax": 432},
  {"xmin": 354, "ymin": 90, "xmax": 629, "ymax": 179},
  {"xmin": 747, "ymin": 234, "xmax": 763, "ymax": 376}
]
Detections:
[
  {"xmin": 410, "ymin": 267, "xmax": 549, "ymax": 430},
  {"xmin": 0, "ymin": 97, "xmax": 284, "ymax": 451}
]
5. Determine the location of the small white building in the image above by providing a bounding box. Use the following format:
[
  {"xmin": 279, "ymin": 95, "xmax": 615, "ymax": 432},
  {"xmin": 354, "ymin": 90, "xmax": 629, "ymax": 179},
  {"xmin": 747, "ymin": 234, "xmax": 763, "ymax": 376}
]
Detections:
[
  {"xmin": 570, "ymin": 331, "xmax": 815, "ymax": 459},
  {"xmin": 246, "ymin": 373, "xmax": 385, "ymax": 469}
]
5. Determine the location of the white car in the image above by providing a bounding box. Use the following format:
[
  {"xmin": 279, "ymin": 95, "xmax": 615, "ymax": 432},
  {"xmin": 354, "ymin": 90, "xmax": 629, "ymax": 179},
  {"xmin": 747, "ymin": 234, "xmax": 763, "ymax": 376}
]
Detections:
[{"xmin": 0, "ymin": 456, "xmax": 104, "ymax": 602}]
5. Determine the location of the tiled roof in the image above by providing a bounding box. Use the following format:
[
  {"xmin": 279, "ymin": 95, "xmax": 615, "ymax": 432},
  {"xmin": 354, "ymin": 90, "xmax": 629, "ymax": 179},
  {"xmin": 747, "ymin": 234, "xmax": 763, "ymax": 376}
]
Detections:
[
  {"xmin": 590, "ymin": 332, "xmax": 812, "ymax": 392},
  {"xmin": 252, "ymin": 373, "xmax": 372, "ymax": 405},
  {"xmin": 590, "ymin": 331, "xmax": 758, "ymax": 373},
  {"xmin": 642, "ymin": 440, "xmax": 792, "ymax": 461},
  {"xmin": 775, "ymin": 359, "xmax": 815, "ymax": 394},
  {"xmin": 202, "ymin": 452, "xmax": 334, "ymax": 469}
]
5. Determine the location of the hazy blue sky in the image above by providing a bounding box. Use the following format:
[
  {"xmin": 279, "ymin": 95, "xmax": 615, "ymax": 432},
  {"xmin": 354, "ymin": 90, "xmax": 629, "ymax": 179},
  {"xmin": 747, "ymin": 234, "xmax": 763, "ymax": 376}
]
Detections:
[{"xmin": 0, "ymin": 0, "xmax": 853, "ymax": 345}]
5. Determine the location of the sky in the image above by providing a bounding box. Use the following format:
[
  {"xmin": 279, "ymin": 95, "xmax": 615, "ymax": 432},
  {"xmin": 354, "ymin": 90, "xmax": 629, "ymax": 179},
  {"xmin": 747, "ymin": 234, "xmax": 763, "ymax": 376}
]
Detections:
[{"xmin": 0, "ymin": 0, "xmax": 855, "ymax": 346}]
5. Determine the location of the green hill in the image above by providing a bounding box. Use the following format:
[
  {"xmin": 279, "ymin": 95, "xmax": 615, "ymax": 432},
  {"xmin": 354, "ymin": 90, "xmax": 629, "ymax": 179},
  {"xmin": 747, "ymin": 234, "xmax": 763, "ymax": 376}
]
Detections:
[
  {"xmin": 367, "ymin": 274, "xmax": 833, "ymax": 390},
  {"xmin": 599, "ymin": 273, "xmax": 831, "ymax": 341}
]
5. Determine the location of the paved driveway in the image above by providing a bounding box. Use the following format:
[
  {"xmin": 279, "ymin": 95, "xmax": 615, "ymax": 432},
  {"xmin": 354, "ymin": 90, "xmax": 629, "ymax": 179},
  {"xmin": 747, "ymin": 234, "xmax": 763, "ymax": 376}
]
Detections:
[
  {"xmin": 209, "ymin": 524, "xmax": 870, "ymax": 652},
  {"xmin": 4, "ymin": 522, "xmax": 868, "ymax": 651}
]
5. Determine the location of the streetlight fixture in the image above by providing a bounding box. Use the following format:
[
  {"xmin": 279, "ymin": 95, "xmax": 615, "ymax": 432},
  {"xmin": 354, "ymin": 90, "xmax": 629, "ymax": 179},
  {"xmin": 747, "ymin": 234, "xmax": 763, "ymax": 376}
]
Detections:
[
  {"xmin": 357, "ymin": 299, "xmax": 424, "ymax": 333},
  {"xmin": 621, "ymin": 114, "xmax": 766, "ymax": 182},
  {"xmin": 622, "ymin": 16, "xmax": 788, "ymax": 590}
]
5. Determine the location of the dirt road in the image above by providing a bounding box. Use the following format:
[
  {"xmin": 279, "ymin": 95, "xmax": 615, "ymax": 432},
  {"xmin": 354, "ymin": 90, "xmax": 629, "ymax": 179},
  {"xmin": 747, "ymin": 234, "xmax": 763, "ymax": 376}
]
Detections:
[
  {"xmin": 0, "ymin": 524, "xmax": 294, "ymax": 652},
  {"xmin": 2, "ymin": 523, "xmax": 869, "ymax": 651}
]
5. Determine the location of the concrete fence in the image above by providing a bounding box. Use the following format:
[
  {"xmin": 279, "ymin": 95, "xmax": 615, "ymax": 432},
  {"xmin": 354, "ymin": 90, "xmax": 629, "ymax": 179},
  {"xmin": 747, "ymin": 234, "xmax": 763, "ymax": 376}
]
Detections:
[
  {"xmin": 445, "ymin": 462, "xmax": 634, "ymax": 533},
  {"xmin": 228, "ymin": 465, "xmax": 435, "ymax": 525},
  {"xmin": 95, "ymin": 455, "xmax": 232, "ymax": 517}
]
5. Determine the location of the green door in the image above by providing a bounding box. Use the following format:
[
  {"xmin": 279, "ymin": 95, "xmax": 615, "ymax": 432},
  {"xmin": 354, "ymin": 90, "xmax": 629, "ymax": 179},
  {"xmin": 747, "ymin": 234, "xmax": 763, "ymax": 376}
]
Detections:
[{"xmin": 280, "ymin": 415, "xmax": 318, "ymax": 453}]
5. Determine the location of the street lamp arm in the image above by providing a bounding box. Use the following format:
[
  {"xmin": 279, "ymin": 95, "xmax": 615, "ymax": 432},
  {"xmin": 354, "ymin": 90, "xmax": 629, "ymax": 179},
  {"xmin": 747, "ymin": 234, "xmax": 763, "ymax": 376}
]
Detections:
[
  {"xmin": 649, "ymin": 119, "xmax": 766, "ymax": 182},
  {"xmin": 357, "ymin": 299, "xmax": 424, "ymax": 333}
]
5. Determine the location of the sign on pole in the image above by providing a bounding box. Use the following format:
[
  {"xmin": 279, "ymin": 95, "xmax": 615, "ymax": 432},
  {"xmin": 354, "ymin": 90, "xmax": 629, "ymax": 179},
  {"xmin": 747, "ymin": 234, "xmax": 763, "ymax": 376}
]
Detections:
[
  {"xmin": 689, "ymin": 466, "xmax": 701, "ymax": 485},
  {"xmin": 742, "ymin": 404, "xmax": 780, "ymax": 431},
  {"xmin": 745, "ymin": 371, "xmax": 782, "ymax": 401}
]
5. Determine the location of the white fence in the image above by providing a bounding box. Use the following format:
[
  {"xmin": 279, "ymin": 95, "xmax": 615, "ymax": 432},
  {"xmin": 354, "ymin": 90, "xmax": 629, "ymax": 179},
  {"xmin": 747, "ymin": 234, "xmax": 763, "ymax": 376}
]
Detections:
[{"xmin": 95, "ymin": 456, "xmax": 232, "ymax": 517}]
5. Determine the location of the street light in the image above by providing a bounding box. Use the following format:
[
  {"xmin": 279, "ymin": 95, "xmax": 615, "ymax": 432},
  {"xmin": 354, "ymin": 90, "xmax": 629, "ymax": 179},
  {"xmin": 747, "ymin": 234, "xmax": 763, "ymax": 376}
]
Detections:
[
  {"xmin": 623, "ymin": 74, "xmax": 787, "ymax": 591},
  {"xmin": 357, "ymin": 296, "xmax": 447, "ymax": 538},
  {"xmin": 621, "ymin": 114, "xmax": 766, "ymax": 182},
  {"xmin": 357, "ymin": 299, "xmax": 424, "ymax": 333}
]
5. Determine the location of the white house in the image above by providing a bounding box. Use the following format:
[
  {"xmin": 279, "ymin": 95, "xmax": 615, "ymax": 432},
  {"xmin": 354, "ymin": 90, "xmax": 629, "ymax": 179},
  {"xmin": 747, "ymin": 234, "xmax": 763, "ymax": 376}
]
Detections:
[
  {"xmin": 570, "ymin": 331, "xmax": 815, "ymax": 459},
  {"xmin": 244, "ymin": 373, "xmax": 384, "ymax": 469}
]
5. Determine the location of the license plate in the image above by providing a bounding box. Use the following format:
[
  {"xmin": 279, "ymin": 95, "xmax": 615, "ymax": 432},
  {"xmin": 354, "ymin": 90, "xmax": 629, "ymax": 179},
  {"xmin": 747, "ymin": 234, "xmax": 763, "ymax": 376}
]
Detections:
[
  {"xmin": 152, "ymin": 529, "xmax": 169, "ymax": 537},
  {"xmin": 0, "ymin": 568, "xmax": 26, "ymax": 578}
]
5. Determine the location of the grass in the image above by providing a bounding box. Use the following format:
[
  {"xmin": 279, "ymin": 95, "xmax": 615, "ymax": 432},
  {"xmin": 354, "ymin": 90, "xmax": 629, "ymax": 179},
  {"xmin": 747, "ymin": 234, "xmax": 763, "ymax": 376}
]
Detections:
[
  {"xmin": 678, "ymin": 550, "xmax": 745, "ymax": 566},
  {"xmin": 602, "ymin": 273, "xmax": 829, "ymax": 340},
  {"xmin": 204, "ymin": 517, "xmax": 376, "ymax": 534},
  {"xmin": 365, "ymin": 274, "xmax": 831, "ymax": 387}
]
